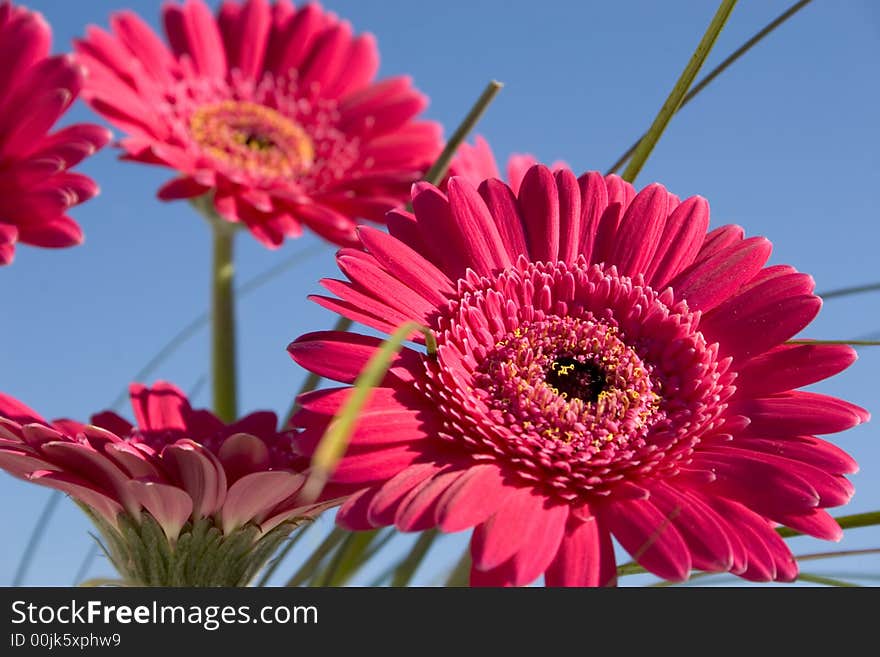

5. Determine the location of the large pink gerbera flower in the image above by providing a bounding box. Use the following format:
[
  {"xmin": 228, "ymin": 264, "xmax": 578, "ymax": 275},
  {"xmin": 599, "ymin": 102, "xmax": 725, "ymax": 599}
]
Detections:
[
  {"xmin": 0, "ymin": 1, "xmax": 110, "ymax": 266},
  {"xmin": 289, "ymin": 165, "xmax": 869, "ymax": 586},
  {"xmin": 74, "ymin": 0, "xmax": 442, "ymax": 248},
  {"xmin": 0, "ymin": 382, "xmax": 334, "ymax": 586}
]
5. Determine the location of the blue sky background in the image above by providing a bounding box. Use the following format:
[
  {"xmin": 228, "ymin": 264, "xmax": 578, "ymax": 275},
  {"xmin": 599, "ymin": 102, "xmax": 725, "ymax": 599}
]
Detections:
[{"xmin": 1, "ymin": 0, "xmax": 879, "ymax": 586}]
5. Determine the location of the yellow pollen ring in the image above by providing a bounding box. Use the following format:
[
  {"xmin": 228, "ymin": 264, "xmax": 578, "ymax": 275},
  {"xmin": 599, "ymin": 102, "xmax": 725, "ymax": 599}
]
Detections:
[{"xmin": 189, "ymin": 100, "xmax": 315, "ymax": 178}]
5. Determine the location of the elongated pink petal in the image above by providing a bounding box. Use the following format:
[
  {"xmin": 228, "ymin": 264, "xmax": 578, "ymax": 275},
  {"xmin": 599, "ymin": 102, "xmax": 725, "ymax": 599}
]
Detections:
[
  {"xmin": 518, "ymin": 165, "xmax": 559, "ymax": 263},
  {"xmin": 367, "ymin": 462, "xmax": 446, "ymax": 526},
  {"xmin": 221, "ymin": 470, "xmax": 304, "ymax": 533},
  {"xmin": 129, "ymin": 480, "xmax": 193, "ymax": 541},
  {"xmin": 601, "ymin": 497, "xmax": 691, "ymax": 582},
  {"xmin": 670, "ymin": 237, "xmax": 772, "ymax": 312},
  {"xmin": 608, "ymin": 183, "xmax": 668, "ymax": 278},
  {"xmin": 161, "ymin": 441, "xmax": 227, "ymax": 518},
  {"xmin": 471, "ymin": 486, "xmax": 551, "ymax": 571},
  {"xmin": 544, "ymin": 513, "xmax": 617, "ymax": 587},
  {"xmin": 394, "ymin": 468, "xmax": 468, "ymax": 532},
  {"xmin": 434, "ymin": 464, "xmax": 514, "ymax": 533},
  {"xmin": 645, "ymin": 196, "xmax": 709, "ymax": 288}
]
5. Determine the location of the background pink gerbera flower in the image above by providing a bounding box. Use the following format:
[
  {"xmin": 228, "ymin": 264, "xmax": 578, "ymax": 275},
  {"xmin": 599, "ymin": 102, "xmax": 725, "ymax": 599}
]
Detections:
[
  {"xmin": 74, "ymin": 0, "xmax": 442, "ymax": 248},
  {"xmin": 289, "ymin": 165, "xmax": 869, "ymax": 586},
  {"xmin": 0, "ymin": 382, "xmax": 334, "ymax": 585},
  {"xmin": 0, "ymin": 0, "xmax": 110, "ymax": 266},
  {"xmin": 449, "ymin": 135, "xmax": 566, "ymax": 195}
]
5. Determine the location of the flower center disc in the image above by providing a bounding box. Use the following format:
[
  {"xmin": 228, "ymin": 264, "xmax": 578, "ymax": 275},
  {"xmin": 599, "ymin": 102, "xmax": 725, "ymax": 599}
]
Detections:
[
  {"xmin": 189, "ymin": 100, "xmax": 315, "ymax": 180},
  {"xmin": 422, "ymin": 258, "xmax": 735, "ymax": 500}
]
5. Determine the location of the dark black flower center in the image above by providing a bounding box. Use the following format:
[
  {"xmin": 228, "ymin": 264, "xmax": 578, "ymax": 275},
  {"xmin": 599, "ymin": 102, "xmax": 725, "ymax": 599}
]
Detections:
[
  {"xmin": 545, "ymin": 356, "xmax": 607, "ymax": 403},
  {"xmin": 243, "ymin": 131, "xmax": 275, "ymax": 151}
]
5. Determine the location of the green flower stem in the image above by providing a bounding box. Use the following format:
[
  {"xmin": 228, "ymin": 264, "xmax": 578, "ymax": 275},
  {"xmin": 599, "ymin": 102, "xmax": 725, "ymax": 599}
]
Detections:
[
  {"xmin": 254, "ymin": 519, "xmax": 314, "ymax": 587},
  {"xmin": 621, "ymin": 0, "xmax": 738, "ymax": 183},
  {"xmin": 444, "ymin": 550, "xmax": 472, "ymax": 587},
  {"xmin": 211, "ymin": 219, "xmax": 238, "ymax": 422},
  {"xmin": 391, "ymin": 529, "xmax": 439, "ymax": 587},
  {"xmin": 300, "ymin": 322, "xmax": 437, "ymax": 503},
  {"xmin": 423, "ymin": 80, "xmax": 504, "ymax": 186},
  {"xmin": 817, "ymin": 281, "xmax": 880, "ymax": 301},
  {"xmin": 796, "ymin": 573, "xmax": 861, "ymax": 587},
  {"xmin": 607, "ymin": 0, "xmax": 812, "ymax": 174},
  {"xmin": 284, "ymin": 526, "xmax": 347, "ymax": 587}
]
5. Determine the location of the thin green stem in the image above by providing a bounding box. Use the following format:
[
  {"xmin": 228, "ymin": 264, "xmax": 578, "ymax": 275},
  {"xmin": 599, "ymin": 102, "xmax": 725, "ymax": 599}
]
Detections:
[
  {"xmin": 12, "ymin": 490, "xmax": 62, "ymax": 586},
  {"xmin": 444, "ymin": 550, "xmax": 472, "ymax": 587},
  {"xmin": 796, "ymin": 573, "xmax": 861, "ymax": 587},
  {"xmin": 211, "ymin": 220, "xmax": 238, "ymax": 422},
  {"xmin": 795, "ymin": 547, "xmax": 880, "ymax": 563},
  {"xmin": 817, "ymin": 281, "xmax": 880, "ymax": 301},
  {"xmin": 607, "ymin": 0, "xmax": 812, "ymax": 174},
  {"xmin": 299, "ymin": 322, "xmax": 436, "ymax": 503},
  {"xmin": 423, "ymin": 80, "xmax": 504, "ymax": 186},
  {"xmin": 391, "ymin": 529, "xmax": 439, "ymax": 587},
  {"xmin": 312, "ymin": 529, "xmax": 381, "ymax": 587},
  {"xmin": 621, "ymin": 0, "xmax": 738, "ymax": 183},
  {"xmin": 254, "ymin": 520, "xmax": 314, "ymax": 587},
  {"xmin": 284, "ymin": 526, "xmax": 346, "ymax": 587}
]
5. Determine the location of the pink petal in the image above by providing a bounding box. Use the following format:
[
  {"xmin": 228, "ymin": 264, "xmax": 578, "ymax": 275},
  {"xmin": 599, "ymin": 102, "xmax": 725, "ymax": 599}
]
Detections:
[
  {"xmin": 471, "ymin": 486, "xmax": 552, "ymax": 571},
  {"xmin": 607, "ymin": 183, "xmax": 669, "ymax": 278},
  {"xmin": 335, "ymin": 486, "xmax": 381, "ymax": 530},
  {"xmin": 601, "ymin": 497, "xmax": 691, "ymax": 582},
  {"xmin": 447, "ymin": 177, "xmax": 514, "ymax": 274},
  {"xmin": 394, "ymin": 468, "xmax": 468, "ymax": 532},
  {"xmin": 555, "ymin": 168, "xmax": 581, "ymax": 263},
  {"xmin": 288, "ymin": 331, "xmax": 421, "ymax": 385},
  {"xmin": 544, "ymin": 513, "xmax": 617, "ymax": 587},
  {"xmin": 434, "ymin": 463, "xmax": 515, "ymax": 533},
  {"xmin": 0, "ymin": 392, "xmax": 47, "ymax": 425},
  {"xmin": 217, "ymin": 432, "xmax": 271, "ymax": 483},
  {"xmin": 576, "ymin": 171, "xmax": 608, "ymax": 264},
  {"xmin": 358, "ymin": 225, "xmax": 455, "ymax": 303},
  {"xmin": 29, "ymin": 469, "xmax": 124, "ymax": 526},
  {"xmin": 670, "ymin": 237, "xmax": 772, "ymax": 312},
  {"xmin": 221, "ymin": 470, "xmax": 305, "ymax": 534},
  {"xmin": 128, "ymin": 382, "xmax": 189, "ymax": 432},
  {"xmin": 734, "ymin": 391, "xmax": 868, "ymax": 435},
  {"xmin": 478, "ymin": 178, "xmax": 529, "ymax": 261},
  {"xmin": 161, "ymin": 440, "xmax": 227, "ymax": 517},
  {"xmin": 648, "ymin": 483, "xmax": 735, "ymax": 573},
  {"xmin": 734, "ymin": 343, "xmax": 857, "ymax": 397},
  {"xmin": 699, "ymin": 293, "xmax": 822, "ymax": 362},
  {"xmin": 505, "ymin": 503, "xmax": 568, "ymax": 586},
  {"xmin": 129, "ymin": 480, "xmax": 193, "ymax": 541},
  {"xmin": 367, "ymin": 462, "xmax": 446, "ymax": 526},
  {"xmin": 517, "ymin": 165, "xmax": 559, "ymax": 263},
  {"xmin": 644, "ymin": 196, "xmax": 710, "ymax": 288}
]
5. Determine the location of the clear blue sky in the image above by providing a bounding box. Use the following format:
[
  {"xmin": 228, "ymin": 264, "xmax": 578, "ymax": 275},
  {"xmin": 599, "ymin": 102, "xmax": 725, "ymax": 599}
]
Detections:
[{"xmin": 2, "ymin": 0, "xmax": 878, "ymax": 586}]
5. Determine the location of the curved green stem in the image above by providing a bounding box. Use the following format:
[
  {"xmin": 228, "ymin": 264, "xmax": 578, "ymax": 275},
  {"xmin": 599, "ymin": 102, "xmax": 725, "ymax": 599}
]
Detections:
[
  {"xmin": 607, "ymin": 0, "xmax": 812, "ymax": 174},
  {"xmin": 796, "ymin": 573, "xmax": 860, "ymax": 587},
  {"xmin": 211, "ymin": 220, "xmax": 238, "ymax": 422},
  {"xmin": 391, "ymin": 529, "xmax": 439, "ymax": 587},
  {"xmin": 621, "ymin": 0, "xmax": 738, "ymax": 183}
]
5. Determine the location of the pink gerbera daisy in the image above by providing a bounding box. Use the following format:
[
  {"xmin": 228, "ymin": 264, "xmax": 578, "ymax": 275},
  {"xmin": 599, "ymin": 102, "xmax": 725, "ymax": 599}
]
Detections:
[
  {"xmin": 74, "ymin": 0, "xmax": 442, "ymax": 248},
  {"xmin": 0, "ymin": 1, "xmax": 110, "ymax": 266},
  {"xmin": 288, "ymin": 165, "xmax": 869, "ymax": 586},
  {"xmin": 0, "ymin": 382, "xmax": 335, "ymax": 586}
]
